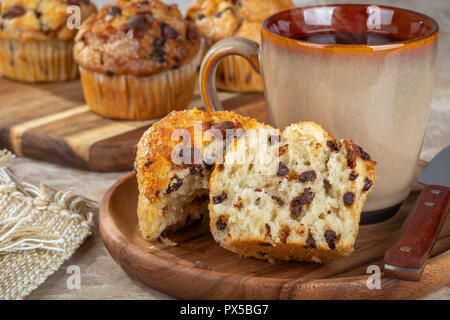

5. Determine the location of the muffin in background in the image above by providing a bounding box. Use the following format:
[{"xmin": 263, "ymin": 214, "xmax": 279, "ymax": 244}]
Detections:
[
  {"xmin": 187, "ymin": 0, "xmax": 292, "ymax": 92},
  {"xmin": 0, "ymin": 0, "xmax": 96, "ymax": 82},
  {"xmin": 74, "ymin": 0, "xmax": 202, "ymax": 120}
]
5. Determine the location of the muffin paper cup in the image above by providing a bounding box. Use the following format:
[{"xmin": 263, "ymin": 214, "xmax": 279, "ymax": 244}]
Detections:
[
  {"xmin": 0, "ymin": 39, "xmax": 78, "ymax": 83},
  {"xmin": 79, "ymin": 47, "xmax": 202, "ymax": 120}
]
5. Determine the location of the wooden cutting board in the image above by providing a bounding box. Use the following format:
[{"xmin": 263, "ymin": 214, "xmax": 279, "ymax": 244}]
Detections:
[
  {"xmin": 0, "ymin": 77, "xmax": 265, "ymax": 172},
  {"xmin": 99, "ymin": 163, "xmax": 450, "ymax": 300}
]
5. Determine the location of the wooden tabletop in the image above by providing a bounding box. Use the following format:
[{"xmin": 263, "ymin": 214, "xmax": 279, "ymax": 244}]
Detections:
[{"xmin": 14, "ymin": 0, "xmax": 450, "ymax": 299}]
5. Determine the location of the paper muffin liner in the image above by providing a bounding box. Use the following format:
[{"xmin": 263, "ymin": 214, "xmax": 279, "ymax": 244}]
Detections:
[
  {"xmin": 79, "ymin": 47, "xmax": 202, "ymax": 120},
  {"xmin": 216, "ymin": 54, "xmax": 264, "ymax": 92},
  {"xmin": 0, "ymin": 38, "xmax": 78, "ymax": 83}
]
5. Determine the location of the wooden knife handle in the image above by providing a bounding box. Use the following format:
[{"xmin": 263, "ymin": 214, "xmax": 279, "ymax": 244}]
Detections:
[{"xmin": 384, "ymin": 185, "xmax": 450, "ymax": 281}]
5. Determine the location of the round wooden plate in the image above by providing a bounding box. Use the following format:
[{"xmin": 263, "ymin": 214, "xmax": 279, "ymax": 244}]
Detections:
[{"xmin": 99, "ymin": 170, "xmax": 450, "ymax": 299}]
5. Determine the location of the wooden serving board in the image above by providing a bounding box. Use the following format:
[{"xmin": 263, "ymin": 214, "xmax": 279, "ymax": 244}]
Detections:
[
  {"xmin": 99, "ymin": 163, "xmax": 450, "ymax": 300},
  {"xmin": 0, "ymin": 77, "xmax": 265, "ymax": 172}
]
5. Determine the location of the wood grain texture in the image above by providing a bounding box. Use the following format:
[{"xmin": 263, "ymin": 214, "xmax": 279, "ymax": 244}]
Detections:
[
  {"xmin": 384, "ymin": 185, "xmax": 450, "ymax": 281},
  {"xmin": 0, "ymin": 77, "xmax": 263, "ymax": 171},
  {"xmin": 99, "ymin": 165, "xmax": 450, "ymax": 300}
]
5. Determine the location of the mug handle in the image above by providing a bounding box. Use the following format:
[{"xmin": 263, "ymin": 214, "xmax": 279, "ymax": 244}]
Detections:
[{"xmin": 200, "ymin": 37, "xmax": 261, "ymax": 112}]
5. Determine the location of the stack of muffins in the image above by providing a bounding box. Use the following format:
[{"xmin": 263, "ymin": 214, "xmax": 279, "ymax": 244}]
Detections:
[{"xmin": 0, "ymin": 0, "xmax": 293, "ymax": 120}]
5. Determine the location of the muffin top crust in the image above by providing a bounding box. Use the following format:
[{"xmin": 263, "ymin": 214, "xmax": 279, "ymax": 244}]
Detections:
[
  {"xmin": 186, "ymin": 0, "xmax": 292, "ymax": 43},
  {"xmin": 0, "ymin": 0, "xmax": 97, "ymax": 41},
  {"xmin": 74, "ymin": 0, "xmax": 201, "ymax": 77}
]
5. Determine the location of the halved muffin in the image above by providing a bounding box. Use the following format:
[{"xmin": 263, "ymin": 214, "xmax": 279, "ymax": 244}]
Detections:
[
  {"xmin": 135, "ymin": 108, "xmax": 265, "ymax": 241},
  {"xmin": 209, "ymin": 122, "xmax": 376, "ymax": 263}
]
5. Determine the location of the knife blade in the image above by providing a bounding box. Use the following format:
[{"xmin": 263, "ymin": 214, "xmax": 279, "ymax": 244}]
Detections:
[{"xmin": 384, "ymin": 145, "xmax": 450, "ymax": 281}]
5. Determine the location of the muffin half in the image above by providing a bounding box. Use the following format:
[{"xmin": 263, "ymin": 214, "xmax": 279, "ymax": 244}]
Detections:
[
  {"xmin": 74, "ymin": 0, "xmax": 202, "ymax": 120},
  {"xmin": 0, "ymin": 0, "xmax": 96, "ymax": 82},
  {"xmin": 187, "ymin": 0, "xmax": 292, "ymax": 92}
]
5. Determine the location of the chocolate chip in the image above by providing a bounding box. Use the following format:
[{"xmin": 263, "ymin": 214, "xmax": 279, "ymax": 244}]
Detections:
[
  {"xmin": 152, "ymin": 52, "xmax": 166, "ymax": 63},
  {"xmin": 323, "ymin": 179, "xmax": 331, "ymax": 194},
  {"xmin": 108, "ymin": 6, "xmax": 122, "ymax": 17},
  {"xmin": 189, "ymin": 165, "xmax": 203, "ymax": 177},
  {"xmin": 106, "ymin": 70, "xmax": 114, "ymax": 77},
  {"xmin": 212, "ymin": 192, "xmax": 227, "ymax": 204},
  {"xmin": 216, "ymin": 215, "xmax": 228, "ymax": 230},
  {"xmin": 0, "ymin": 23, "xmax": 4, "ymax": 31},
  {"xmin": 279, "ymin": 226, "xmax": 290, "ymax": 243},
  {"xmin": 2, "ymin": 5, "xmax": 26, "ymax": 19},
  {"xmin": 276, "ymin": 162, "xmax": 289, "ymax": 176},
  {"xmin": 305, "ymin": 233, "xmax": 316, "ymax": 249},
  {"xmin": 144, "ymin": 159, "xmax": 153, "ymax": 167},
  {"xmin": 161, "ymin": 22, "xmax": 179, "ymax": 39},
  {"xmin": 218, "ymin": 163, "xmax": 224, "ymax": 171},
  {"xmin": 139, "ymin": 0, "xmax": 149, "ymax": 4},
  {"xmin": 327, "ymin": 210, "xmax": 331, "ymax": 214},
  {"xmin": 154, "ymin": 37, "xmax": 166, "ymax": 49},
  {"xmin": 271, "ymin": 195, "xmax": 284, "ymax": 207},
  {"xmin": 299, "ymin": 170, "xmax": 316, "ymax": 182},
  {"xmin": 327, "ymin": 140, "xmax": 339, "ymax": 151},
  {"xmin": 34, "ymin": 10, "xmax": 42, "ymax": 19},
  {"xmin": 268, "ymin": 135, "xmax": 280, "ymax": 145},
  {"xmin": 129, "ymin": 15, "xmax": 149, "ymax": 34},
  {"xmin": 359, "ymin": 146, "xmax": 371, "ymax": 161},
  {"xmin": 186, "ymin": 26, "xmax": 198, "ymax": 41},
  {"xmin": 197, "ymin": 13, "xmax": 205, "ymax": 20},
  {"xmin": 343, "ymin": 192, "xmax": 354, "ymax": 205},
  {"xmin": 349, "ymin": 171, "xmax": 358, "ymax": 181},
  {"xmin": 193, "ymin": 260, "xmax": 210, "ymax": 270},
  {"xmin": 166, "ymin": 175, "xmax": 183, "ymax": 194},
  {"xmin": 290, "ymin": 188, "xmax": 315, "ymax": 218},
  {"xmin": 265, "ymin": 223, "xmax": 271, "ymax": 237},
  {"xmin": 279, "ymin": 144, "xmax": 288, "ymax": 156},
  {"xmin": 363, "ymin": 178, "xmax": 373, "ymax": 192},
  {"xmin": 325, "ymin": 230, "xmax": 339, "ymax": 250},
  {"xmin": 214, "ymin": 7, "xmax": 232, "ymax": 18},
  {"xmin": 211, "ymin": 121, "xmax": 235, "ymax": 138}
]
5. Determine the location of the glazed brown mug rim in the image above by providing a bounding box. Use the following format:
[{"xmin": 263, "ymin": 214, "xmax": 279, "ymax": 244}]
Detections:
[{"xmin": 262, "ymin": 4, "xmax": 439, "ymax": 49}]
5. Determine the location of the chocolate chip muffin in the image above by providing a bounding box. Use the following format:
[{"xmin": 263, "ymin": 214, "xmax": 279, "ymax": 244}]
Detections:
[
  {"xmin": 0, "ymin": 0, "xmax": 96, "ymax": 82},
  {"xmin": 135, "ymin": 108, "xmax": 266, "ymax": 241},
  {"xmin": 187, "ymin": 0, "xmax": 292, "ymax": 92},
  {"xmin": 209, "ymin": 122, "xmax": 376, "ymax": 263},
  {"xmin": 74, "ymin": 0, "xmax": 202, "ymax": 120}
]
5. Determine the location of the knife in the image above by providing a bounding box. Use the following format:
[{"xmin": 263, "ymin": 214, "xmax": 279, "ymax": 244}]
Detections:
[{"xmin": 384, "ymin": 145, "xmax": 450, "ymax": 281}]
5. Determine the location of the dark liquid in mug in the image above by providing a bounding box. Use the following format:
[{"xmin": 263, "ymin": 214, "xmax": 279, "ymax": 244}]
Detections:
[{"xmin": 292, "ymin": 31, "xmax": 405, "ymax": 45}]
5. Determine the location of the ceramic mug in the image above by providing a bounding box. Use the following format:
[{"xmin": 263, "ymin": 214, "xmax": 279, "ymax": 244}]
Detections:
[{"xmin": 200, "ymin": 4, "xmax": 439, "ymax": 223}]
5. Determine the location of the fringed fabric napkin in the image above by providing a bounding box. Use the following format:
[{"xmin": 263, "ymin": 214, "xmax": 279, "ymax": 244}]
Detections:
[{"xmin": 0, "ymin": 150, "xmax": 95, "ymax": 300}]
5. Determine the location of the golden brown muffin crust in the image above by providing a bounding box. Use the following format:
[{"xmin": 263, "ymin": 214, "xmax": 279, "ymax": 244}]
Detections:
[
  {"xmin": 186, "ymin": 0, "xmax": 292, "ymax": 43},
  {"xmin": 135, "ymin": 108, "xmax": 262, "ymax": 201},
  {"xmin": 74, "ymin": 0, "xmax": 201, "ymax": 77},
  {"xmin": 0, "ymin": 0, "xmax": 96, "ymax": 41}
]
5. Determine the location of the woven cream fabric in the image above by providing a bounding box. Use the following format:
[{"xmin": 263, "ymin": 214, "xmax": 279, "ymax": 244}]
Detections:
[{"xmin": 0, "ymin": 150, "xmax": 95, "ymax": 300}]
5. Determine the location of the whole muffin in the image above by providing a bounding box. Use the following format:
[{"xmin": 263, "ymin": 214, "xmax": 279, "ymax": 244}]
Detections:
[
  {"xmin": 74, "ymin": 0, "xmax": 202, "ymax": 120},
  {"xmin": 187, "ymin": 0, "xmax": 292, "ymax": 92},
  {"xmin": 0, "ymin": 0, "xmax": 96, "ymax": 82}
]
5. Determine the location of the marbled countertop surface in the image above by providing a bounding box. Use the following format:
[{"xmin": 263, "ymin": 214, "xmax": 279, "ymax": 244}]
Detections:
[{"xmin": 16, "ymin": 0, "xmax": 450, "ymax": 299}]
